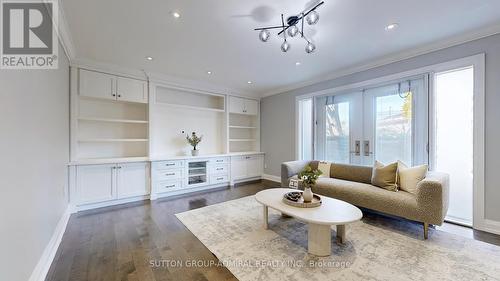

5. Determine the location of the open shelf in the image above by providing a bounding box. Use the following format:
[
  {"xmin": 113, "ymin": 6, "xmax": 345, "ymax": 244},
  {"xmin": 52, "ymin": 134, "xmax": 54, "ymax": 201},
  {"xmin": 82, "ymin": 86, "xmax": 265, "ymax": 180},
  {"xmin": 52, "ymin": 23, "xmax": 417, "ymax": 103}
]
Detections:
[
  {"xmin": 229, "ymin": 139, "xmax": 257, "ymax": 142},
  {"xmin": 78, "ymin": 117, "xmax": 148, "ymax": 124},
  {"xmin": 155, "ymin": 85, "xmax": 225, "ymax": 111},
  {"xmin": 78, "ymin": 138, "xmax": 148, "ymax": 142},
  {"xmin": 229, "ymin": 126, "xmax": 257, "ymax": 129}
]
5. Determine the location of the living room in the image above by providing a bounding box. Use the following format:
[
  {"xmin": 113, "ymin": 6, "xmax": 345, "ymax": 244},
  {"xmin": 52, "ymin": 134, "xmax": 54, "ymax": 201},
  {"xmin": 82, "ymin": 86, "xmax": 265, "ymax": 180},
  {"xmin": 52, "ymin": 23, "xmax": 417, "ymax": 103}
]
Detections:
[{"xmin": 1, "ymin": 0, "xmax": 500, "ymax": 280}]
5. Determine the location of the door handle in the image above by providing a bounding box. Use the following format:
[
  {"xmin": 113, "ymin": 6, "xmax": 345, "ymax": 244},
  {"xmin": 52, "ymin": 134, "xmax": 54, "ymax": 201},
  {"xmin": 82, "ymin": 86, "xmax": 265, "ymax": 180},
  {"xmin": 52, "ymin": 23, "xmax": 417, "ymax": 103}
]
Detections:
[
  {"xmin": 350, "ymin": 140, "xmax": 360, "ymax": 156},
  {"xmin": 364, "ymin": 140, "xmax": 373, "ymax": 156}
]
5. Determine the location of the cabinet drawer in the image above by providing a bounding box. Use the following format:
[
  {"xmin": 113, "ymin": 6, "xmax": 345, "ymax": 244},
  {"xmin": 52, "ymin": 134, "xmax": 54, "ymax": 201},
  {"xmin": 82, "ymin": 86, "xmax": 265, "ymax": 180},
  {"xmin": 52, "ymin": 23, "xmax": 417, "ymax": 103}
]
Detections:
[
  {"xmin": 156, "ymin": 180, "xmax": 183, "ymax": 192},
  {"xmin": 154, "ymin": 160, "xmax": 184, "ymax": 170},
  {"xmin": 211, "ymin": 164, "xmax": 228, "ymax": 175},
  {"xmin": 155, "ymin": 169, "xmax": 183, "ymax": 181},
  {"xmin": 211, "ymin": 175, "xmax": 229, "ymax": 184},
  {"xmin": 210, "ymin": 157, "xmax": 229, "ymax": 165}
]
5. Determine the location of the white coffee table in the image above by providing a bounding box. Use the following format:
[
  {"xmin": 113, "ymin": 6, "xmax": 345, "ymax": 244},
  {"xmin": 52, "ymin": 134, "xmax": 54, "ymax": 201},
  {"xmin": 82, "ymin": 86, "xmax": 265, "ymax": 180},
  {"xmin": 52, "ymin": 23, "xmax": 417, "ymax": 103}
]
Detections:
[{"xmin": 255, "ymin": 188, "xmax": 363, "ymax": 256}]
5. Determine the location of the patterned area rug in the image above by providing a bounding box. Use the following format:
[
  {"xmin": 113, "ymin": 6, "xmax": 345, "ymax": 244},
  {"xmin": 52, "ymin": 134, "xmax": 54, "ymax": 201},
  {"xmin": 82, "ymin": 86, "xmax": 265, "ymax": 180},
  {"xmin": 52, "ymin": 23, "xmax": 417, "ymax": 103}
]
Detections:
[{"xmin": 176, "ymin": 196, "xmax": 500, "ymax": 281}]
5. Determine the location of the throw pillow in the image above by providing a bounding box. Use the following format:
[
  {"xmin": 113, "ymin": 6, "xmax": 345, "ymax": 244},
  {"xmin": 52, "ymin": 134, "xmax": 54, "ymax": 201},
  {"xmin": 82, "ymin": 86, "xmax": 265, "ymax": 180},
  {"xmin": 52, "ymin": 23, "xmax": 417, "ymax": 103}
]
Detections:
[
  {"xmin": 317, "ymin": 161, "xmax": 331, "ymax": 178},
  {"xmin": 398, "ymin": 163, "xmax": 428, "ymax": 194},
  {"xmin": 371, "ymin": 161, "xmax": 398, "ymax": 191}
]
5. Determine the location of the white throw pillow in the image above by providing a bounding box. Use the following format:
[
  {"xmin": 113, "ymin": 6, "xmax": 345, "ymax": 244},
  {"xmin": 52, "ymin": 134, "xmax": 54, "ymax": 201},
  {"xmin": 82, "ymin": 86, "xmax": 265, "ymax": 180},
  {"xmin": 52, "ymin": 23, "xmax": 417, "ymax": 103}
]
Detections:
[
  {"xmin": 317, "ymin": 161, "xmax": 331, "ymax": 178},
  {"xmin": 398, "ymin": 162, "xmax": 428, "ymax": 194}
]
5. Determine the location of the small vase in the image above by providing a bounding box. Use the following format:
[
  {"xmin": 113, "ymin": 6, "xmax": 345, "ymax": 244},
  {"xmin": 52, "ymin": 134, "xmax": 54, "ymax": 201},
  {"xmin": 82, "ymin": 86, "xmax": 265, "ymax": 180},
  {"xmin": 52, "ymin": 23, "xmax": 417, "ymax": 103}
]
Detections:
[
  {"xmin": 191, "ymin": 149, "xmax": 199, "ymax": 156},
  {"xmin": 303, "ymin": 187, "xmax": 314, "ymax": 203}
]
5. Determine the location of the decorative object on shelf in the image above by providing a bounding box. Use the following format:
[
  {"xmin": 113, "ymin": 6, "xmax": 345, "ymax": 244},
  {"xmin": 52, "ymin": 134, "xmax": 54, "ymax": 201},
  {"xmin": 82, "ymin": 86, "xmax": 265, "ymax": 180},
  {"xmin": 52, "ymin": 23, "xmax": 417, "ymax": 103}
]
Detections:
[
  {"xmin": 298, "ymin": 165, "xmax": 322, "ymax": 202},
  {"xmin": 186, "ymin": 132, "xmax": 203, "ymax": 156},
  {"xmin": 282, "ymin": 191, "xmax": 322, "ymax": 208},
  {"xmin": 254, "ymin": 1, "xmax": 324, "ymax": 54}
]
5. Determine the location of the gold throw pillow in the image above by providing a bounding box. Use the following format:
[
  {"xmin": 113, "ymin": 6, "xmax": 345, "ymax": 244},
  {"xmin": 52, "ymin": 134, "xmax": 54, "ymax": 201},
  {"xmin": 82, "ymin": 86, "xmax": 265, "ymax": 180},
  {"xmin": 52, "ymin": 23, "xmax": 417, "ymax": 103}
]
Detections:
[
  {"xmin": 398, "ymin": 162, "xmax": 428, "ymax": 194},
  {"xmin": 371, "ymin": 161, "xmax": 398, "ymax": 191}
]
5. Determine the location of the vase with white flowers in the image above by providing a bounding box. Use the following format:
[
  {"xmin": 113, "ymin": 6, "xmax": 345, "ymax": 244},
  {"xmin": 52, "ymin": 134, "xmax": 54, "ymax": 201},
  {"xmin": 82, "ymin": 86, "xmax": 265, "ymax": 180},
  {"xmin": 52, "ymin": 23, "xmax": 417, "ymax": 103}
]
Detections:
[
  {"xmin": 298, "ymin": 165, "xmax": 322, "ymax": 202},
  {"xmin": 186, "ymin": 132, "xmax": 203, "ymax": 156}
]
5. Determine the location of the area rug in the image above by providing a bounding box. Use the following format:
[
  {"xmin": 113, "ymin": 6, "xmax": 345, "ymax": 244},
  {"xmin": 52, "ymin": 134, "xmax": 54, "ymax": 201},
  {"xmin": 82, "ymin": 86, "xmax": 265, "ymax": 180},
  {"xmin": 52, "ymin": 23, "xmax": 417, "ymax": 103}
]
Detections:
[{"xmin": 175, "ymin": 196, "xmax": 500, "ymax": 281}]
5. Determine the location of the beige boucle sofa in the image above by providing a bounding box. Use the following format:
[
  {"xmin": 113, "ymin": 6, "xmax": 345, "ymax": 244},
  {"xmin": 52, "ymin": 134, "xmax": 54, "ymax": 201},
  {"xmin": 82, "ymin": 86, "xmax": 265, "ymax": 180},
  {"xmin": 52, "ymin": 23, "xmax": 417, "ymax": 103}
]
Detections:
[{"xmin": 281, "ymin": 160, "xmax": 450, "ymax": 239}]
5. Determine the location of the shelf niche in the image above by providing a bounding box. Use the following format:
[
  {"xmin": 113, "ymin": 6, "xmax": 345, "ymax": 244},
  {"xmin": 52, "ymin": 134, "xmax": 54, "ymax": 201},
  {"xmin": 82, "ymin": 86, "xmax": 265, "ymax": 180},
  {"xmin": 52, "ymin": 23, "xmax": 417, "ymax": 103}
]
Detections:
[{"xmin": 155, "ymin": 85, "xmax": 225, "ymax": 112}]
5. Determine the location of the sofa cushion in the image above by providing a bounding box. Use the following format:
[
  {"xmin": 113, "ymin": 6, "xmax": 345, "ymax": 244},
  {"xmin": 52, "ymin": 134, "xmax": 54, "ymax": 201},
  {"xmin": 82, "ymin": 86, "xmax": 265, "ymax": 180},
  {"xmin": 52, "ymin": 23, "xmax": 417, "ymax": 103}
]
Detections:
[
  {"xmin": 317, "ymin": 161, "xmax": 331, "ymax": 177},
  {"xmin": 371, "ymin": 161, "xmax": 398, "ymax": 191},
  {"xmin": 398, "ymin": 162, "xmax": 428, "ymax": 194},
  {"xmin": 312, "ymin": 177, "xmax": 420, "ymax": 221},
  {"xmin": 330, "ymin": 163, "xmax": 372, "ymax": 184}
]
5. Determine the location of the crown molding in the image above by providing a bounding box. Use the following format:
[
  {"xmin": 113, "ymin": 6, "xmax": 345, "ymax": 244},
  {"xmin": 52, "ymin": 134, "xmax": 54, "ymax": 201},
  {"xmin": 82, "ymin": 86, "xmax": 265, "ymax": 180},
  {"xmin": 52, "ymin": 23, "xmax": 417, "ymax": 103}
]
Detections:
[
  {"xmin": 260, "ymin": 23, "xmax": 500, "ymax": 98},
  {"xmin": 44, "ymin": 0, "xmax": 76, "ymax": 61}
]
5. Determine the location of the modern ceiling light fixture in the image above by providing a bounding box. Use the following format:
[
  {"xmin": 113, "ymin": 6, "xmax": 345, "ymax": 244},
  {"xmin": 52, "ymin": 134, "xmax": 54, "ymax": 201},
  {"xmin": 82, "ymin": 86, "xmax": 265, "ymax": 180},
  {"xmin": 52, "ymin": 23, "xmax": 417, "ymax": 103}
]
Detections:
[
  {"xmin": 254, "ymin": 1, "xmax": 324, "ymax": 54},
  {"xmin": 172, "ymin": 11, "xmax": 181, "ymax": 18}
]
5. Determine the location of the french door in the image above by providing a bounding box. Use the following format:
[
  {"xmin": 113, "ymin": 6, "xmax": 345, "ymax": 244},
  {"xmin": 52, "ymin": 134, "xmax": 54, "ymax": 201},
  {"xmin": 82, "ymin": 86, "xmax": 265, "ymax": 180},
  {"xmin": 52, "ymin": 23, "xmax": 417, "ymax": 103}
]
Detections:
[{"xmin": 315, "ymin": 77, "xmax": 427, "ymax": 166}]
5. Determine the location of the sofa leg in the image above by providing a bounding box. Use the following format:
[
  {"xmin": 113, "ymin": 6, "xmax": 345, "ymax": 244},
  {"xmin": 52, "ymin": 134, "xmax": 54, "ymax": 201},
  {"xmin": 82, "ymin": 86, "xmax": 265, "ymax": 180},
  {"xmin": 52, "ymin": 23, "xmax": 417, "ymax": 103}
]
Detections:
[{"xmin": 423, "ymin": 222, "xmax": 429, "ymax": 240}]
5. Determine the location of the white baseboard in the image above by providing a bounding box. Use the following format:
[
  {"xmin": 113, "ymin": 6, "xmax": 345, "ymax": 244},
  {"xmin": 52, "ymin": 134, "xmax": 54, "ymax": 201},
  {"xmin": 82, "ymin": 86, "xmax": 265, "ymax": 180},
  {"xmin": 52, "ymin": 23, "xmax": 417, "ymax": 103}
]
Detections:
[
  {"xmin": 262, "ymin": 174, "xmax": 281, "ymax": 183},
  {"xmin": 475, "ymin": 219, "xmax": 500, "ymax": 235},
  {"xmin": 29, "ymin": 206, "xmax": 71, "ymax": 281}
]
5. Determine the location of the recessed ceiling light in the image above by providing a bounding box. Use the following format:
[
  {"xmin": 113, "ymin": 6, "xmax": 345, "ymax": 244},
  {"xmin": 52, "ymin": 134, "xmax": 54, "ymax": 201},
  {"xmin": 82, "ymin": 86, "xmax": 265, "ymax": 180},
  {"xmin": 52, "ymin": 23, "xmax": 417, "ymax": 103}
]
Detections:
[
  {"xmin": 207, "ymin": 71, "xmax": 212, "ymax": 75},
  {"xmin": 145, "ymin": 56, "xmax": 153, "ymax": 61},
  {"xmin": 247, "ymin": 81, "xmax": 252, "ymax": 84},
  {"xmin": 295, "ymin": 62, "xmax": 301, "ymax": 66},
  {"xmin": 172, "ymin": 11, "xmax": 181, "ymax": 18},
  {"xmin": 385, "ymin": 23, "xmax": 399, "ymax": 31}
]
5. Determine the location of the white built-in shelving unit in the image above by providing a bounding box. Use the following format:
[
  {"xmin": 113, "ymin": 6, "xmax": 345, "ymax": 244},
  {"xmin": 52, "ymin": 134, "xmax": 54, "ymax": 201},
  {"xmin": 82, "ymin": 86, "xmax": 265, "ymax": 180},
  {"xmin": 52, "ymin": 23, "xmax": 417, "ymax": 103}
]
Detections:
[
  {"xmin": 69, "ymin": 65, "xmax": 264, "ymax": 212},
  {"xmin": 227, "ymin": 96, "xmax": 260, "ymax": 153},
  {"xmin": 71, "ymin": 68, "xmax": 150, "ymax": 162}
]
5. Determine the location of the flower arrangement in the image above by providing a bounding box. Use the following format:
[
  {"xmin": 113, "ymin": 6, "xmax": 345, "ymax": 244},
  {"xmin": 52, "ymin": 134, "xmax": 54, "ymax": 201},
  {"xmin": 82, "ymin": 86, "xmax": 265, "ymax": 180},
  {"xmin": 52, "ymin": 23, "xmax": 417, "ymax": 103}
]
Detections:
[
  {"xmin": 298, "ymin": 165, "xmax": 322, "ymax": 188},
  {"xmin": 186, "ymin": 132, "xmax": 203, "ymax": 155}
]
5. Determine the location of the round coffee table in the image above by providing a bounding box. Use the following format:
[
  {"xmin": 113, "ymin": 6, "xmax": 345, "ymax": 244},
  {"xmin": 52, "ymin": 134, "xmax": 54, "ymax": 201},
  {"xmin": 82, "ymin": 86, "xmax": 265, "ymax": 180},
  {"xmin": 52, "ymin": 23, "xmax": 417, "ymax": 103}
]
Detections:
[{"xmin": 255, "ymin": 188, "xmax": 363, "ymax": 256}]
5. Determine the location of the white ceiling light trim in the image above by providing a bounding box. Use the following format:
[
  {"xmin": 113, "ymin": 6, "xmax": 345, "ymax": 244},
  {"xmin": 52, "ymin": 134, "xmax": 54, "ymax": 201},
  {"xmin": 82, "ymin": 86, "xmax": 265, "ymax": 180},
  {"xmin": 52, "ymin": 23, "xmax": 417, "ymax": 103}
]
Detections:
[{"xmin": 385, "ymin": 23, "xmax": 399, "ymax": 31}]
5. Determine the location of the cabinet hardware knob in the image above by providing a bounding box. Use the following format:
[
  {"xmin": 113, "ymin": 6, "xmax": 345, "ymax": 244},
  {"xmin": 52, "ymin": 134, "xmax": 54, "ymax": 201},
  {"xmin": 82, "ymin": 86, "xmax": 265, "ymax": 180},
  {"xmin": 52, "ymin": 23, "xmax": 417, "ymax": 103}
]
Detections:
[{"xmin": 112, "ymin": 94, "xmax": 116, "ymax": 97}]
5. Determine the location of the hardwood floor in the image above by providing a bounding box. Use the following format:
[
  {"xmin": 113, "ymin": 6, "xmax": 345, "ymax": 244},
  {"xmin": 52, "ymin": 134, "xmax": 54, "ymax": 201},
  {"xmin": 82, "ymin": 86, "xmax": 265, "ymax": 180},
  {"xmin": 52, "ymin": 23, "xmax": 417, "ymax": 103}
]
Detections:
[{"xmin": 46, "ymin": 181, "xmax": 500, "ymax": 281}]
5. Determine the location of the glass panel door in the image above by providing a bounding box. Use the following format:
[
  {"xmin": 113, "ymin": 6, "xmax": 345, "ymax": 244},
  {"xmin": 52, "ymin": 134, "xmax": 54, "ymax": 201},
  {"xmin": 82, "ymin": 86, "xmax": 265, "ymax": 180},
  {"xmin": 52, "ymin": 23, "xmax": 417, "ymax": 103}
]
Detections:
[
  {"xmin": 315, "ymin": 93, "xmax": 363, "ymax": 164},
  {"xmin": 325, "ymin": 101, "xmax": 350, "ymax": 163},
  {"xmin": 363, "ymin": 78, "xmax": 426, "ymax": 166}
]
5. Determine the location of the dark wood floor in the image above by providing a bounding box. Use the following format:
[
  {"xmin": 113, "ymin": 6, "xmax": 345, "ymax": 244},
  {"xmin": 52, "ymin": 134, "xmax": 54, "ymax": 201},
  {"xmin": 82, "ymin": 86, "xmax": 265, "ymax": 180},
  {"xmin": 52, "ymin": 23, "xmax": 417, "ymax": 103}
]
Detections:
[{"xmin": 46, "ymin": 180, "xmax": 500, "ymax": 281}]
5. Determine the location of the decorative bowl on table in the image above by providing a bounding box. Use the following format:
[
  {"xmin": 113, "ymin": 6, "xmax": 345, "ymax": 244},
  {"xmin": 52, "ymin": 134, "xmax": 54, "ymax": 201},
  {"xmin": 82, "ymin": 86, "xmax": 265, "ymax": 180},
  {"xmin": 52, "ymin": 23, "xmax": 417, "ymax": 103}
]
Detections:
[{"xmin": 282, "ymin": 191, "xmax": 322, "ymax": 208}]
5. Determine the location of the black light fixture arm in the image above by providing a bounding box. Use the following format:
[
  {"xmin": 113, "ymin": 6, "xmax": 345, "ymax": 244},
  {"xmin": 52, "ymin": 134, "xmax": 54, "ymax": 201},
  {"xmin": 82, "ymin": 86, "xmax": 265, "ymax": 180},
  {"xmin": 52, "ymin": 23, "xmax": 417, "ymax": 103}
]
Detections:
[{"xmin": 253, "ymin": 1, "xmax": 324, "ymax": 35}]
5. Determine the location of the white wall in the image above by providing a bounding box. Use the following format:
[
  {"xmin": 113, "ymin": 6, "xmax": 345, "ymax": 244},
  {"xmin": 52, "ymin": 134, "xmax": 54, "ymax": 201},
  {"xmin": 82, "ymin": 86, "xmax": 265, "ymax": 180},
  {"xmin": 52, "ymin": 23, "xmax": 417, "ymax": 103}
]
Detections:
[
  {"xmin": 151, "ymin": 106, "xmax": 225, "ymax": 157},
  {"xmin": 0, "ymin": 44, "xmax": 70, "ymax": 280},
  {"xmin": 261, "ymin": 33, "xmax": 500, "ymax": 223}
]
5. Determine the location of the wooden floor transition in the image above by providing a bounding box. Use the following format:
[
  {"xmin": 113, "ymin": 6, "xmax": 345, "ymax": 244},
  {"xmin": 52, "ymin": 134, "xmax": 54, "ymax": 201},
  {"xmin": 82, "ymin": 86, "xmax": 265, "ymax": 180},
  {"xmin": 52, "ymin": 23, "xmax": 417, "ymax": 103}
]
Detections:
[{"xmin": 46, "ymin": 180, "xmax": 500, "ymax": 281}]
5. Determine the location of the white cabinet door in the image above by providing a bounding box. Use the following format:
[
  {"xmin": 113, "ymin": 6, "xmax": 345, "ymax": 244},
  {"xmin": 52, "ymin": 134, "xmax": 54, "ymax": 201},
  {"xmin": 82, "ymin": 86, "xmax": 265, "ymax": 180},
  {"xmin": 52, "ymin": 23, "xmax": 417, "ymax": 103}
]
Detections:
[
  {"xmin": 229, "ymin": 96, "xmax": 245, "ymax": 114},
  {"xmin": 116, "ymin": 162, "xmax": 149, "ymax": 198},
  {"xmin": 116, "ymin": 76, "xmax": 148, "ymax": 103},
  {"xmin": 244, "ymin": 99, "xmax": 259, "ymax": 115},
  {"xmin": 230, "ymin": 156, "xmax": 247, "ymax": 180},
  {"xmin": 246, "ymin": 155, "xmax": 264, "ymax": 177},
  {"xmin": 79, "ymin": 69, "xmax": 116, "ymax": 100},
  {"xmin": 76, "ymin": 164, "xmax": 115, "ymax": 205}
]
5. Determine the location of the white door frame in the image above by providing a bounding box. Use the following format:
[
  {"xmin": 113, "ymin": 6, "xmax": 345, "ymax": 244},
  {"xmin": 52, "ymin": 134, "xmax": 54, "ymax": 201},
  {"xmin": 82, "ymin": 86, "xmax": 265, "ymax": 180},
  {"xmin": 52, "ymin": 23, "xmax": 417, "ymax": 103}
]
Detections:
[{"xmin": 295, "ymin": 54, "xmax": 487, "ymax": 232}]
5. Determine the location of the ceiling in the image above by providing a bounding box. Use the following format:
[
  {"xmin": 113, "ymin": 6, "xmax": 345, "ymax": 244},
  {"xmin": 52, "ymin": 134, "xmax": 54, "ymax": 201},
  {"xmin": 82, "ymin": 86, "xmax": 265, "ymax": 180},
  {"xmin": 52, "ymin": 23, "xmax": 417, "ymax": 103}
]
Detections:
[{"xmin": 62, "ymin": 0, "xmax": 500, "ymax": 97}]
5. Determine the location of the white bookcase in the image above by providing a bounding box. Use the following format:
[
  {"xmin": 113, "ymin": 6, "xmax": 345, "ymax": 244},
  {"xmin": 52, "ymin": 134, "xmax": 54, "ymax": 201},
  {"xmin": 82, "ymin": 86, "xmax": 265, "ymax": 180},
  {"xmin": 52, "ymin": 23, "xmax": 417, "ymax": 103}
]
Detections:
[
  {"xmin": 227, "ymin": 96, "xmax": 260, "ymax": 153},
  {"xmin": 71, "ymin": 67, "xmax": 149, "ymax": 162},
  {"xmin": 69, "ymin": 66, "xmax": 265, "ymax": 211}
]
